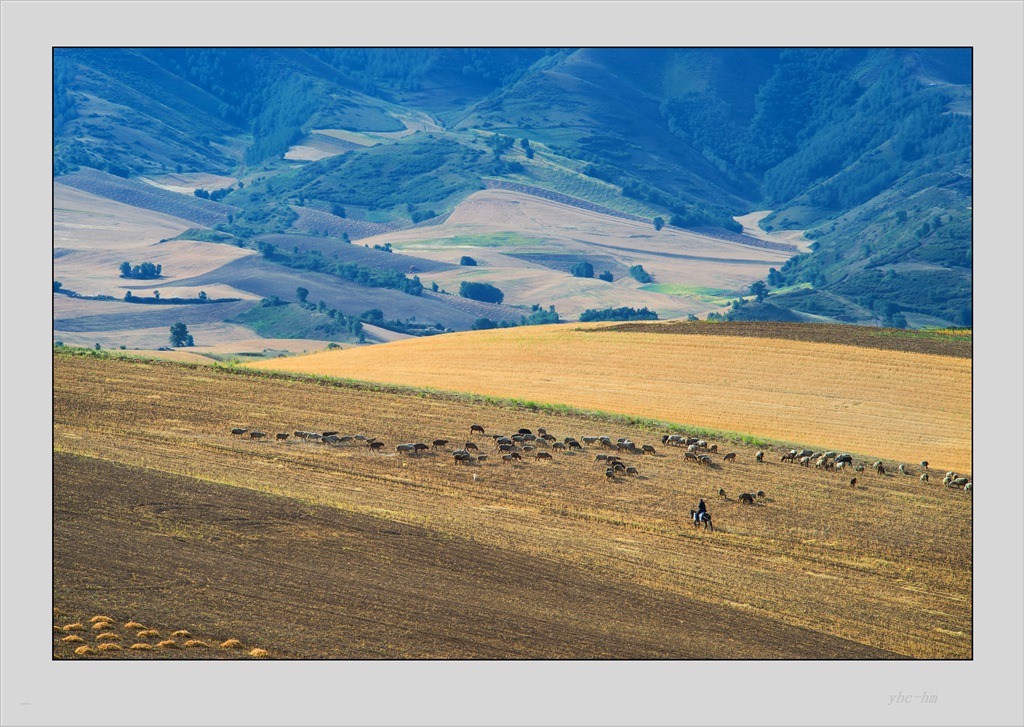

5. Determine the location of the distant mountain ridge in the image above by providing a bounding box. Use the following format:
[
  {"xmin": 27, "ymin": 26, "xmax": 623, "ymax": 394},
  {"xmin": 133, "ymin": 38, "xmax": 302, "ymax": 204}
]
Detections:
[{"xmin": 53, "ymin": 47, "xmax": 972, "ymax": 328}]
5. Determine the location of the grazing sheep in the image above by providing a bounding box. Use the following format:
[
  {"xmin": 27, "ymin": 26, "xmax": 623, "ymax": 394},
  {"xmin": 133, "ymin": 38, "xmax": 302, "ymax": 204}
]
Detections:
[
  {"xmin": 688, "ymin": 444, "xmax": 700, "ymax": 453},
  {"xmin": 453, "ymin": 452, "xmax": 473, "ymax": 465},
  {"xmin": 552, "ymin": 442, "xmax": 566, "ymax": 451},
  {"xmin": 322, "ymin": 431, "xmax": 338, "ymax": 438},
  {"xmin": 781, "ymin": 452, "xmax": 796, "ymax": 463},
  {"xmin": 368, "ymin": 441, "xmax": 385, "ymax": 452},
  {"xmin": 835, "ymin": 461, "xmax": 847, "ymax": 472},
  {"xmin": 464, "ymin": 441, "xmax": 479, "ymax": 451},
  {"xmin": 898, "ymin": 464, "xmax": 910, "ymax": 475},
  {"xmin": 850, "ymin": 478, "xmax": 857, "ymax": 487},
  {"xmin": 835, "ymin": 454, "xmax": 853, "ymax": 464},
  {"xmin": 799, "ymin": 456, "xmax": 812, "ymax": 467},
  {"xmin": 920, "ymin": 461, "xmax": 929, "ymax": 469},
  {"xmin": 756, "ymin": 490, "xmax": 765, "ymax": 499},
  {"xmin": 568, "ymin": 440, "xmax": 583, "ymax": 451},
  {"xmin": 722, "ymin": 452, "xmax": 736, "ymax": 462},
  {"xmin": 613, "ymin": 461, "xmax": 627, "ymax": 473},
  {"xmin": 709, "ymin": 444, "xmax": 718, "ymax": 454},
  {"xmin": 595, "ymin": 453, "xmax": 608, "ymax": 461},
  {"xmin": 605, "ymin": 468, "xmax": 615, "ymax": 479},
  {"xmin": 249, "ymin": 430, "xmax": 267, "ymax": 440},
  {"xmin": 698, "ymin": 455, "xmax": 713, "ymax": 466},
  {"xmin": 625, "ymin": 466, "xmax": 639, "ymax": 476},
  {"xmin": 874, "ymin": 461, "xmax": 886, "ymax": 475},
  {"xmin": 231, "ymin": 428, "xmax": 248, "ymax": 437},
  {"xmin": 755, "ymin": 450, "xmax": 764, "ymax": 462},
  {"xmin": 684, "ymin": 451, "xmax": 699, "ymax": 463},
  {"xmin": 964, "ymin": 482, "xmax": 972, "ymax": 492},
  {"xmin": 738, "ymin": 493, "xmax": 755, "ymax": 504},
  {"xmin": 275, "ymin": 433, "xmax": 289, "ymax": 441},
  {"xmin": 501, "ymin": 454, "xmax": 518, "ymax": 465},
  {"xmin": 822, "ymin": 451, "xmax": 837, "ymax": 460},
  {"xmin": 796, "ymin": 449, "xmax": 813, "ymax": 459},
  {"xmin": 323, "ymin": 434, "xmax": 342, "ymax": 445},
  {"xmin": 854, "ymin": 464, "xmax": 864, "ymax": 472},
  {"xmin": 920, "ymin": 473, "xmax": 929, "ymax": 483},
  {"xmin": 950, "ymin": 477, "xmax": 969, "ymax": 489},
  {"xmin": 432, "ymin": 439, "xmax": 449, "ymax": 450},
  {"xmin": 470, "ymin": 424, "xmax": 485, "ymax": 435},
  {"xmin": 641, "ymin": 444, "xmax": 656, "ymax": 455},
  {"xmin": 582, "ymin": 436, "xmax": 600, "ymax": 446},
  {"xmin": 536, "ymin": 451, "xmax": 553, "ymax": 460},
  {"xmin": 718, "ymin": 487, "xmax": 727, "ymax": 499},
  {"xmin": 518, "ymin": 428, "xmax": 532, "ymax": 435},
  {"xmin": 475, "ymin": 454, "xmax": 488, "ymax": 462}
]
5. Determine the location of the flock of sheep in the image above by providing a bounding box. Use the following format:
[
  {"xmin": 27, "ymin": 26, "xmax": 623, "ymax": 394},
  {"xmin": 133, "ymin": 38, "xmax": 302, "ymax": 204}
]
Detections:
[{"xmin": 228, "ymin": 424, "xmax": 973, "ymax": 507}]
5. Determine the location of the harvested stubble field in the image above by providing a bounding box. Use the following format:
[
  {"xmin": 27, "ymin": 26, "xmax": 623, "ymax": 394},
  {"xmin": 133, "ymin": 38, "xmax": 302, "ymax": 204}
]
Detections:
[
  {"xmin": 54, "ymin": 350, "xmax": 971, "ymax": 659},
  {"xmin": 253, "ymin": 321, "xmax": 973, "ymax": 474}
]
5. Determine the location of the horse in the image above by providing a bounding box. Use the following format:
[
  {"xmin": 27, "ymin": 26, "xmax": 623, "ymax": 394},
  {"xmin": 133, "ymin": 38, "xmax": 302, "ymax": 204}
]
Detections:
[{"xmin": 690, "ymin": 510, "xmax": 714, "ymax": 531}]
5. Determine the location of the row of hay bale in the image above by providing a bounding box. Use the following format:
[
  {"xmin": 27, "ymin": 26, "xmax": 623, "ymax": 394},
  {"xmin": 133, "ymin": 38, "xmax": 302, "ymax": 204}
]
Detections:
[{"xmin": 54, "ymin": 611, "xmax": 268, "ymax": 658}]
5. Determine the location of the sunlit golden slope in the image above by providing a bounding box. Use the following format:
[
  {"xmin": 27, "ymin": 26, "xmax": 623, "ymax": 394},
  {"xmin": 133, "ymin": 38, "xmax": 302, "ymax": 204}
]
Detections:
[{"xmin": 248, "ymin": 323, "xmax": 972, "ymax": 473}]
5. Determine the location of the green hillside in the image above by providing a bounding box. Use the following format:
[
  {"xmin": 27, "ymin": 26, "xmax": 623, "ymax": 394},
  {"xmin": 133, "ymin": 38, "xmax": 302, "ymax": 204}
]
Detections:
[{"xmin": 52, "ymin": 48, "xmax": 972, "ymax": 328}]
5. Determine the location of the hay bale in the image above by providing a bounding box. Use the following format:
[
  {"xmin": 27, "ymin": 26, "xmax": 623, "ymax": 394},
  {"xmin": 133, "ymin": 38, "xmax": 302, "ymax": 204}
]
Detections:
[
  {"xmin": 74, "ymin": 646, "xmax": 96, "ymax": 656},
  {"xmin": 62, "ymin": 635, "xmax": 84, "ymax": 643},
  {"xmin": 124, "ymin": 621, "xmax": 145, "ymax": 629},
  {"xmin": 183, "ymin": 639, "xmax": 208, "ymax": 648},
  {"xmin": 171, "ymin": 630, "xmax": 191, "ymax": 638},
  {"xmin": 98, "ymin": 643, "xmax": 122, "ymax": 652},
  {"xmin": 129, "ymin": 643, "xmax": 152, "ymax": 650},
  {"xmin": 92, "ymin": 621, "xmax": 112, "ymax": 630},
  {"xmin": 220, "ymin": 639, "xmax": 242, "ymax": 649},
  {"xmin": 96, "ymin": 632, "xmax": 119, "ymax": 641},
  {"xmin": 89, "ymin": 615, "xmax": 114, "ymax": 623},
  {"xmin": 62, "ymin": 623, "xmax": 84, "ymax": 631},
  {"xmin": 136, "ymin": 629, "xmax": 160, "ymax": 638},
  {"xmin": 156, "ymin": 640, "xmax": 179, "ymax": 649},
  {"xmin": 248, "ymin": 648, "xmax": 269, "ymax": 658}
]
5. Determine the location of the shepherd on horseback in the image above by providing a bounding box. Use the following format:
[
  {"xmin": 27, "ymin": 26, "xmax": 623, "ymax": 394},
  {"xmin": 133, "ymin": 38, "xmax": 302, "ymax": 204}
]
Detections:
[{"xmin": 690, "ymin": 498, "xmax": 713, "ymax": 531}]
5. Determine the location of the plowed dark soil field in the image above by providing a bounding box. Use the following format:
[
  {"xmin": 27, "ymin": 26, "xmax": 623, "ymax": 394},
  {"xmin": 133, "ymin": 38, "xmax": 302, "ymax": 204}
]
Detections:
[{"xmin": 53, "ymin": 351, "xmax": 971, "ymax": 659}]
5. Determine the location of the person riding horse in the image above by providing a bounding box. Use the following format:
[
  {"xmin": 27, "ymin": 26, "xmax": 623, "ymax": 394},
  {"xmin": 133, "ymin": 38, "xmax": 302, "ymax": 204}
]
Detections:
[{"xmin": 696, "ymin": 498, "xmax": 707, "ymax": 520}]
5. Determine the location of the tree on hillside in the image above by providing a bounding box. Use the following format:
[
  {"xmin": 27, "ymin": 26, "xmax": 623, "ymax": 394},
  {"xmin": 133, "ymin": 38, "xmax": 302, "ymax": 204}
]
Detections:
[
  {"xmin": 653, "ymin": 217, "xmax": 665, "ymax": 231},
  {"xmin": 628, "ymin": 265, "xmax": 652, "ymax": 284},
  {"xmin": 598, "ymin": 270, "xmax": 614, "ymax": 282},
  {"xmin": 460, "ymin": 256, "xmax": 478, "ymax": 266},
  {"xmin": 750, "ymin": 280, "xmax": 768, "ymax": 303},
  {"xmin": 570, "ymin": 261, "xmax": 594, "ymax": 279},
  {"xmin": 169, "ymin": 322, "xmax": 193, "ymax": 347},
  {"xmin": 459, "ymin": 281, "xmax": 504, "ymax": 304},
  {"xmin": 296, "ymin": 287, "xmax": 309, "ymax": 304}
]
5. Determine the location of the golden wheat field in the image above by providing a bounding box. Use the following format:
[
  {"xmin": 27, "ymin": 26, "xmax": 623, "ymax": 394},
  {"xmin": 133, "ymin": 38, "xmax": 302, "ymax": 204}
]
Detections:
[
  {"xmin": 53, "ymin": 343, "xmax": 971, "ymax": 660},
  {"xmin": 250, "ymin": 322, "xmax": 973, "ymax": 474}
]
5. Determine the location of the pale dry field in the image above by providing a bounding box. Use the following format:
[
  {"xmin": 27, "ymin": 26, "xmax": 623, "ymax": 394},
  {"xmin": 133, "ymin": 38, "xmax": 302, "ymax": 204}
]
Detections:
[
  {"xmin": 357, "ymin": 190, "xmax": 793, "ymax": 318},
  {"xmin": 733, "ymin": 210, "xmax": 814, "ymax": 252},
  {"xmin": 250, "ymin": 324, "xmax": 973, "ymax": 474},
  {"xmin": 54, "ymin": 184, "xmax": 194, "ymax": 251}
]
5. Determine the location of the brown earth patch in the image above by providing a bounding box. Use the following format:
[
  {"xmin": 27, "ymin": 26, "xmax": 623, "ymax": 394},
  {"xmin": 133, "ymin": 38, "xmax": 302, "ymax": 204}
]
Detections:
[{"xmin": 597, "ymin": 321, "xmax": 972, "ymax": 359}]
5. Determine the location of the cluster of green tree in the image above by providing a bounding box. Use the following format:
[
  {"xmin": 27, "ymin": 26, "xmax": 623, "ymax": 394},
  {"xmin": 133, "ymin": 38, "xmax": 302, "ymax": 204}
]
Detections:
[
  {"xmin": 119, "ymin": 261, "xmax": 162, "ymax": 279},
  {"xmin": 265, "ymin": 246, "xmax": 423, "ymax": 296},
  {"xmin": 459, "ymin": 281, "xmax": 504, "ymax": 304},
  {"xmin": 194, "ymin": 187, "xmax": 232, "ymax": 201},
  {"xmin": 459, "ymin": 256, "xmax": 477, "ymax": 266},
  {"xmin": 628, "ymin": 265, "xmax": 652, "ymax": 284},
  {"xmin": 123, "ymin": 290, "xmax": 237, "ymax": 305},
  {"xmin": 357, "ymin": 308, "xmax": 447, "ymax": 337},
  {"xmin": 570, "ymin": 261, "xmax": 594, "ymax": 278},
  {"xmin": 164, "ymin": 228, "xmax": 234, "ymax": 244},
  {"xmin": 471, "ymin": 305, "xmax": 561, "ymax": 330},
  {"xmin": 578, "ymin": 306, "xmax": 658, "ymax": 322},
  {"xmin": 293, "ymin": 288, "xmax": 367, "ymax": 341}
]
